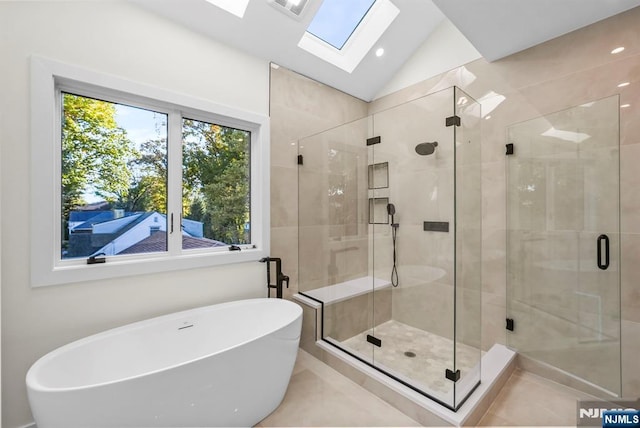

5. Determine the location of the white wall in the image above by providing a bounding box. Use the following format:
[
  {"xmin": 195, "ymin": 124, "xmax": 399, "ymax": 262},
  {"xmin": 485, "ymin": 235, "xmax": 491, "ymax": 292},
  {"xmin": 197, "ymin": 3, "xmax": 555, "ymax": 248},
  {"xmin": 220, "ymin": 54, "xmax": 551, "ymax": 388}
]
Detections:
[
  {"xmin": 0, "ymin": 2, "xmax": 270, "ymax": 427},
  {"xmin": 374, "ymin": 19, "xmax": 481, "ymax": 99}
]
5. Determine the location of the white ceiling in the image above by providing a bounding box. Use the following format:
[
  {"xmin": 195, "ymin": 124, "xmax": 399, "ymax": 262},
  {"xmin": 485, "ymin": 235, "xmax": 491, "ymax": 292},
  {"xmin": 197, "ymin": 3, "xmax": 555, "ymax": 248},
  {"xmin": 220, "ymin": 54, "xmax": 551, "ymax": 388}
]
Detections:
[
  {"xmin": 432, "ymin": 0, "xmax": 640, "ymax": 62},
  {"xmin": 132, "ymin": 0, "xmax": 640, "ymax": 101}
]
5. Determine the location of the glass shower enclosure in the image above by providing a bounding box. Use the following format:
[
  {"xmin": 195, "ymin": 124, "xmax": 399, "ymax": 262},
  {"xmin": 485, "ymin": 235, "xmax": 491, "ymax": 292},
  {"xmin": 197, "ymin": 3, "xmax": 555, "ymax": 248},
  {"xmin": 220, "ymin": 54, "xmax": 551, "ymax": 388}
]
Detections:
[
  {"xmin": 298, "ymin": 87, "xmax": 482, "ymax": 410},
  {"xmin": 506, "ymin": 95, "xmax": 621, "ymax": 396}
]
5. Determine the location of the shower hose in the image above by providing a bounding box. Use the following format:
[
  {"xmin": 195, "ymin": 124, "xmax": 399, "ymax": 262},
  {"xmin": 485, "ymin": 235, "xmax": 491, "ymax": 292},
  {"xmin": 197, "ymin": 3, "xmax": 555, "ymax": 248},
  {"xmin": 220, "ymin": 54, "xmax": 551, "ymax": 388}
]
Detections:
[{"xmin": 391, "ymin": 223, "xmax": 399, "ymax": 287}]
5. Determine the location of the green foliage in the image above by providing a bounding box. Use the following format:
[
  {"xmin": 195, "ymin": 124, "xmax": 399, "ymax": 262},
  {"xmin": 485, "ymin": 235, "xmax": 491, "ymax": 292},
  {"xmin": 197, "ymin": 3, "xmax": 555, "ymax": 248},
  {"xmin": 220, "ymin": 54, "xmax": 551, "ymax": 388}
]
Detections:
[
  {"xmin": 62, "ymin": 94, "xmax": 250, "ymax": 247},
  {"xmin": 182, "ymin": 120, "xmax": 250, "ymax": 244},
  {"xmin": 123, "ymin": 138, "xmax": 167, "ymax": 212},
  {"xmin": 61, "ymin": 93, "xmax": 135, "ymax": 223}
]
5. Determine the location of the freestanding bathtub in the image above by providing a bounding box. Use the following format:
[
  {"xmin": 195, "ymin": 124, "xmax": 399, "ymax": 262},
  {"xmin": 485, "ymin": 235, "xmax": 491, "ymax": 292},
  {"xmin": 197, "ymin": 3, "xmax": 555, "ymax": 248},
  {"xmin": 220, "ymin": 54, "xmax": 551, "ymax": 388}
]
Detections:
[{"xmin": 26, "ymin": 298, "xmax": 302, "ymax": 427}]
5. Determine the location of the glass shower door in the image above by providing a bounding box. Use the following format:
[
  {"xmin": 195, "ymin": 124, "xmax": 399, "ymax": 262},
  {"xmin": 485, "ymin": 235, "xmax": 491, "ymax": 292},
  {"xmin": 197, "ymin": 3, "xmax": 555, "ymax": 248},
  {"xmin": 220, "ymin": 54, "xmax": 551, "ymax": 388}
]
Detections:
[{"xmin": 506, "ymin": 95, "xmax": 621, "ymax": 396}]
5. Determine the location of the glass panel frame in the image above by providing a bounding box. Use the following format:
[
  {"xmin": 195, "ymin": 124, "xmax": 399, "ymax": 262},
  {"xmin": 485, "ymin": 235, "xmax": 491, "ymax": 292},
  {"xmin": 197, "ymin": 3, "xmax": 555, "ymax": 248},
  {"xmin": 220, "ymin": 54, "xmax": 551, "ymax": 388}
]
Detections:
[{"xmin": 453, "ymin": 87, "xmax": 483, "ymax": 408}]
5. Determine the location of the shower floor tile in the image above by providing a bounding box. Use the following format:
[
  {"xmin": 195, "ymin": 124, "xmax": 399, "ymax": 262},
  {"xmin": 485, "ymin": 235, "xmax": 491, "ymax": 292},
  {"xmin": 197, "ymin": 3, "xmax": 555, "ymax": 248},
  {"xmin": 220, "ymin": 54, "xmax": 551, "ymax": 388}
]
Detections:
[{"xmin": 338, "ymin": 319, "xmax": 481, "ymax": 400}]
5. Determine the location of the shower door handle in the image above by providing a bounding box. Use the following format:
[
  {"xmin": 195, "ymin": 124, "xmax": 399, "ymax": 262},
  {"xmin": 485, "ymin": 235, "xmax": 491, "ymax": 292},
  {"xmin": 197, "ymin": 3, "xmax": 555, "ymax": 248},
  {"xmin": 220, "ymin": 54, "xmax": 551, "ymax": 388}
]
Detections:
[{"xmin": 597, "ymin": 234, "xmax": 610, "ymax": 270}]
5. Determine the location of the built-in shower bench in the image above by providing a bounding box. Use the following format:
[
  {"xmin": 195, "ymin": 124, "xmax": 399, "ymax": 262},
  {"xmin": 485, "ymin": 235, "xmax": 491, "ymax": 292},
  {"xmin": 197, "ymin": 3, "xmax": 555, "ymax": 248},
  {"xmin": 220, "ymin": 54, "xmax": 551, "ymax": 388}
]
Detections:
[
  {"xmin": 294, "ymin": 276, "xmax": 393, "ymax": 343},
  {"xmin": 300, "ymin": 276, "xmax": 391, "ymax": 305}
]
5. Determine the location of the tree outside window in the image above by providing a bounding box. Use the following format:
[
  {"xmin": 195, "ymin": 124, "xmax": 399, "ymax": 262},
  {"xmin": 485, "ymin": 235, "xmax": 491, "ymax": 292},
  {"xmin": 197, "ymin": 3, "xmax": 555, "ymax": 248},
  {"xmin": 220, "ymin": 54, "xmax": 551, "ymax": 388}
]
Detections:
[{"xmin": 61, "ymin": 93, "xmax": 251, "ymax": 259}]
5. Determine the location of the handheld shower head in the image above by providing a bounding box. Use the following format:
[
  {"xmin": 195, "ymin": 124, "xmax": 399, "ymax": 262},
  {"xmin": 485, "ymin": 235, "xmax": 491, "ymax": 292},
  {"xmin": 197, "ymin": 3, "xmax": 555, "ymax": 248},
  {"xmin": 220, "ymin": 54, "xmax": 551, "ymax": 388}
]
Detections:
[
  {"xmin": 415, "ymin": 141, "xmax": 438, "ymax": 156},
  {"xmin": 387, "ymin": 203, "xmax": 399, "ymax": 229},
  {"xmin": 387, "ymin": 203, "xmax": 396, "ymax": 216}
]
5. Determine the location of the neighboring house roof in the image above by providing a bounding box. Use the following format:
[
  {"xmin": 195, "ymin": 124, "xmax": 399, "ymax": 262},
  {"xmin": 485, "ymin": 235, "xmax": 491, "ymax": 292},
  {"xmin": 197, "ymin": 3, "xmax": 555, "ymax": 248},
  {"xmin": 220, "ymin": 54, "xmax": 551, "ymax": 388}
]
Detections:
[
  {"xmin": 67, "ymin": 208, "xmax": 212, "ymax": 258},
  {"xmin": 73, "ymin": 201, "xmax": 111, "ymax": 211},
  {"xmin": 76, "ymin": 213, "xmax": 143, "ymax": 232},
  {"xmin": 90, "ymin": 212, "xmax": 158, "ymax": 256},
  {"xmin": 70, "ymin": 211, "xmax": 119, "ymax": 230},
  {"xmin": 118, "ymin": 231, "xmax": 226, "ymax": 255}
]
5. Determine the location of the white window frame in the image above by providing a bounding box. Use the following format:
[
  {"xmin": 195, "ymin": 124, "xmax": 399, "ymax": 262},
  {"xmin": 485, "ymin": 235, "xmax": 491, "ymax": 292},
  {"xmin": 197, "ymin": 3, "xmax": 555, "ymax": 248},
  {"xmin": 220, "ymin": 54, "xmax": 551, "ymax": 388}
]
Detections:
[{"xmin": 30, "ymin": 56, "xmax": 270, "ymax": 287}]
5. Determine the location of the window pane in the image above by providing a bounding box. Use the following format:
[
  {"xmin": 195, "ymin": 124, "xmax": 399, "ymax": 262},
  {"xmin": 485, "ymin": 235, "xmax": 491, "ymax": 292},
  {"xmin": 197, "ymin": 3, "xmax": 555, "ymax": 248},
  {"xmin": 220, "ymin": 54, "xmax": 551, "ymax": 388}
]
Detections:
[
  {"xmin": 62, "ymin": 93, "xmax": 168, "ymax": 259},
  {"xmin": 306, "ymin": 0, "xmax": 376, "ymax": 49},
  {"xmin": 182, "ymin": 118, "xmax": 251, "ymax": 248}
]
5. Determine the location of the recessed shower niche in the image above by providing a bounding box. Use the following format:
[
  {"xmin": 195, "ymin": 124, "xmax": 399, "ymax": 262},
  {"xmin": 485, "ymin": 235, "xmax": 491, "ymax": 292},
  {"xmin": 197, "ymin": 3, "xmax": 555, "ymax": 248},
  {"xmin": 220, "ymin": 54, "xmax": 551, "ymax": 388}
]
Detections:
[
  {"xmin": 369, "ymin": 197, "xmax": 389, "ymax": 224},
  {"xmin": 368, "ymin": 162, "xmax": 389, "ymax": 189},
  {"xmin": 296, "ymin": 87, "xmax": 491, "ymax": 412}
]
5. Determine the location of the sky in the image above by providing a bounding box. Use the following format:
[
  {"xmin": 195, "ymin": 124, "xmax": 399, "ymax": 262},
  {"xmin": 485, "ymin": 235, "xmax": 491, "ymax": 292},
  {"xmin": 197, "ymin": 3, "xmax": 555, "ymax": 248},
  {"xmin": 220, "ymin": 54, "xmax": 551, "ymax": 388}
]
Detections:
[
  {"xmin": 115, "ymin": 104, "xmax": 167, "ymax": 146},
  {"xmin": 306, "ymin": 0, "xmax": 376, "ymax": 49},
  {"xmin": 80, "ymin": 103, "xmax": 166, "ymax": 204}
]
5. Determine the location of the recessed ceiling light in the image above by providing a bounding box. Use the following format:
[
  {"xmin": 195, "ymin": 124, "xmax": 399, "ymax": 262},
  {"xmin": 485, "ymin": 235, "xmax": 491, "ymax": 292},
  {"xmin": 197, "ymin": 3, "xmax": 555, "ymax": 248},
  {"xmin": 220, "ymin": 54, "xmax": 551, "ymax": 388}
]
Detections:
[
  {"xmin": 375, "ymin": 48, "xmax": 385, "ymax": 57},
  {"xmin": 621, "ymin": 104, "xmax": 631, "ymax": 108},
  {"xmin": 611, "ymin": 47, "xmax": 625, "ymax": 54},
  {"xmin": 485, "ymin": 115, "xmax": 492, "ymax": 120},
  {"xmin": 618, "ymin": 82, "xmax": 630, "ymax": 87},
  {"xmin": 205, "ymin": 0, "xmax": 250, "ymax": 18}
]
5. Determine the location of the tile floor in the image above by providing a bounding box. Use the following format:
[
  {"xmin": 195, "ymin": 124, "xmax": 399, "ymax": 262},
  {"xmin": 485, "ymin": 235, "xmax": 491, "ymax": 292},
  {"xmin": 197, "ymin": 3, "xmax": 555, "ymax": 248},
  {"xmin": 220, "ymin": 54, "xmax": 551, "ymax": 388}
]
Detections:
[
  {"xmin": 340, "ymin": 319, "xmax": 480, "ymax": 400},
  {"xmin": 478, "ymin": 368, "xmax": 595, "ymax": 426},
  {"xmin": 257, "ymin": 349, "xmax": 420, "ymax": 427},
  {"xmin": 258, "ymin": 349, "xmax": 595, "ymax": 427}
]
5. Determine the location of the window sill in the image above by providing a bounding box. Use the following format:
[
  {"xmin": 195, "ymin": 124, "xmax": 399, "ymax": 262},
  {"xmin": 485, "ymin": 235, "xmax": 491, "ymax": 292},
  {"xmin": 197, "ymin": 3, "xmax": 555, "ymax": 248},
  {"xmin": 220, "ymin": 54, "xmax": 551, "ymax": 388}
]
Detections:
[{"xmin": 32, "ymin": 247, "xmax": 268, "ymax": 287}]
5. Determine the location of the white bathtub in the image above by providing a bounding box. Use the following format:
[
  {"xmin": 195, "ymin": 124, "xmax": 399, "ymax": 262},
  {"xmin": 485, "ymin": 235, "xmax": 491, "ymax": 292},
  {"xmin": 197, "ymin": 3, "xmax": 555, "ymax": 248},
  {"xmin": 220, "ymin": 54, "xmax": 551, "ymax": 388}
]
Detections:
[{"xmin": 26, "ymin": 298, "xmax": 302, "ymax": 428}]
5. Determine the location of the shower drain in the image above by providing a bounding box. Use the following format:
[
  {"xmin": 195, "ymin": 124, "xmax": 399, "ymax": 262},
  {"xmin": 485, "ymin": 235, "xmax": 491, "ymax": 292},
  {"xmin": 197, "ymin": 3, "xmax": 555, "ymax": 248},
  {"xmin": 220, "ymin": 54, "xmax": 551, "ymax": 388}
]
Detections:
[{"xmin": 404, "ymin": 351, "xmax": 416, "ymax": 358}]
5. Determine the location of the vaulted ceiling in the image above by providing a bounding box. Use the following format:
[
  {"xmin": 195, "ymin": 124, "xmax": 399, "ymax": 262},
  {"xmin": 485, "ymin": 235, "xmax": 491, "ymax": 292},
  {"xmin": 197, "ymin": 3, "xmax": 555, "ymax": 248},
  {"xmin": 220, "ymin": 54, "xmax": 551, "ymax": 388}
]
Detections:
[{"xmin": 133, "ymin": 0, "xmax": 640, "ymax": 101}]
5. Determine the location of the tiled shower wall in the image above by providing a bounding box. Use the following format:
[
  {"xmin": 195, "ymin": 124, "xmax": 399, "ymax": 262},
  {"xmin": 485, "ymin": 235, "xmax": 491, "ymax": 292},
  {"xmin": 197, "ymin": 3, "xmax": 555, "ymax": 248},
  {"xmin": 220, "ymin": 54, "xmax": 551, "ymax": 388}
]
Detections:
[
  {"xmin": 269, "ymin": 65, "xmax": 368, "ymax": 301},
  {"xmin": 270, "ymin": 6, "xmax": 640, "ymax": 397}
]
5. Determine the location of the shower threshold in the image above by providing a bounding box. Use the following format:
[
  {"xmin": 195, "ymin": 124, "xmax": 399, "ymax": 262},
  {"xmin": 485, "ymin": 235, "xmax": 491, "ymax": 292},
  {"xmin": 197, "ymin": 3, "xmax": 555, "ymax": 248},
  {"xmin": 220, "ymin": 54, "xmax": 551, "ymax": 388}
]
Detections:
[{"xmin": 318, "ymin": 340, "xmax": 515, "ymax": 426}]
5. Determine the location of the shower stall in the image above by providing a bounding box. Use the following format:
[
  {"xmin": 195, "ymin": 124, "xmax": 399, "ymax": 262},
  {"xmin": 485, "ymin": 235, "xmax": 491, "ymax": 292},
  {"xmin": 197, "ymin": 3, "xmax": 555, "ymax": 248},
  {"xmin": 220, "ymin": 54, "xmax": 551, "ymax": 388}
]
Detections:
[{"xmin": 297, "ymin": 87, "xmax": 482, "ymax": 410}]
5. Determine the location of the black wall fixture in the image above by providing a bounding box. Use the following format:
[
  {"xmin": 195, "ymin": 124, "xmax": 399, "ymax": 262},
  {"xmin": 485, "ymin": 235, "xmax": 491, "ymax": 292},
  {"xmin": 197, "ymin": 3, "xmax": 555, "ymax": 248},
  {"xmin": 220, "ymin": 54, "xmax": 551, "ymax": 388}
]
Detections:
[
  {"xmin": 423, "ymin": 221, "xmax": 449, "ymax": 232},
  {"xmin": 415, "ymin": 141, "xmax": 438, "ymax": 156},
  {"xmin": 259, "ymin": 257, "xmax": 289, "ymax": 298}
]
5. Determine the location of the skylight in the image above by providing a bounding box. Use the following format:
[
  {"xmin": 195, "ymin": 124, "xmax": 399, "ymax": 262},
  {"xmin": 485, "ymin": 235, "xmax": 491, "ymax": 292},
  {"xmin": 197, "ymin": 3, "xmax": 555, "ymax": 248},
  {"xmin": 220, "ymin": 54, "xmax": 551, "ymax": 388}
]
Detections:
[
  {"xmin": 204, "ymin": 0, "xmax": 250, "ymax": 18},
  {"xmin": 307, "ymin": 0, "xmax": 376, "ymax": 50},
  {"xmin": 298, "ymin": 0, "xmax": 399, "ymax": 73}
]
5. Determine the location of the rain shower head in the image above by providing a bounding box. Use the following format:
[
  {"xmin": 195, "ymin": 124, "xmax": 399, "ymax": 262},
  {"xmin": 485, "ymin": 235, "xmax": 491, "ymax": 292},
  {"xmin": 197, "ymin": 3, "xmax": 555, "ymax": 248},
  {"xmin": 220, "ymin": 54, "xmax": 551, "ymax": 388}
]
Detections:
[{"xmin": 415, "ymin": 141, "xmax": 438, "ymax": 156}]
